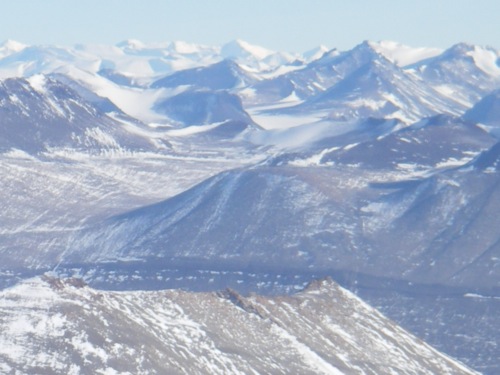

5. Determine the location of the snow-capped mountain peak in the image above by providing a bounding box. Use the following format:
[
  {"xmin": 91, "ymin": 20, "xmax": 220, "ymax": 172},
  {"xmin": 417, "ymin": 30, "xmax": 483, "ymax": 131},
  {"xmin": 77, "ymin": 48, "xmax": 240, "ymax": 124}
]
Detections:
[
  {"xmin": 0, "ymin": 39, "xmax": 27, "ymax": 58},
  {"xmin": 0, "ymin": 38, "xmax": 500, "ymax": 374},
  {"xmin": 466, "ymin": 45, "xmax": 500, "ymax": 77},
  {"xmin": 367, "ymin": 40, "xmax": 442, "ymax": 67},
  {"xmin": 351, "ymin": 40, "xmax": 384, "ymax": 58},
  {"xmin": 432, "ymin": 42, "xmax": 500, "ymax": 75},
  {"xmin": 221, "ymin": 39, "xmax": 275, "ymax": 61},
  {"xmin": 443, "ymin": 42, "xmax": 477, "ymax": 57},
  {"xmin": 303, "ymin": 45, "xmax": 330, "ymax": 62}
]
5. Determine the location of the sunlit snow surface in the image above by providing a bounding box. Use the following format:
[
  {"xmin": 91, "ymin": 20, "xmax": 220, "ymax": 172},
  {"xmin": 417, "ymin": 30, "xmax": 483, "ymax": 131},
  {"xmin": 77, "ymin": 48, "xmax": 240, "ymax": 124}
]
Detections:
[
  {"xmin": 0, "ymin": 277, "xmax": 477, "ymax": 375},
  {"xmin": 0, "ymin": 38, "xmax": 500, "ymax": 374}
]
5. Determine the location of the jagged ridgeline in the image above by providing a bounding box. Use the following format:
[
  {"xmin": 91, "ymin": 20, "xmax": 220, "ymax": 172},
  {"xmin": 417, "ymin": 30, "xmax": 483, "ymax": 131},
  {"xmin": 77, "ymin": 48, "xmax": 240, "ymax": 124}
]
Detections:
[
  {"xmin": 0, "ymin": 276, "xmax": 478, "ymax": 374},
  {"xmin": 0, "ymin": 39, "xmax": 499, "ymax": 374}
]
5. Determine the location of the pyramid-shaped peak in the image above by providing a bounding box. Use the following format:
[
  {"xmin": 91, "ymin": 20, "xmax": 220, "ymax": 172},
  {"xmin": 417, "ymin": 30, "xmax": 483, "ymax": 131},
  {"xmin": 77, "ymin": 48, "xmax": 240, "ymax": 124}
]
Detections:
[
  {"xmin": 310, "ymin": 41, "xmax": 387, "ymax": 69},
  {"xmin": 199, "ymin": 58, "xmax": 251, "ymax": 76},
  {"xmin": 303, "ymin": 45, "xmax": 330, "ymax": 61},
  {"xmin": 221, "ymin": 39, "xmax": 275, "ymax": 60},
  {"xmin": 342, "ymin": 40, "xmax": 400, "ymax": 66},
  {"xmin": 355, "ymin": 40, "xmax": 381, "ymax": 52},
  {"xmin": 343, "ymin": 40, "xmax": 390, "ymax": 62}
]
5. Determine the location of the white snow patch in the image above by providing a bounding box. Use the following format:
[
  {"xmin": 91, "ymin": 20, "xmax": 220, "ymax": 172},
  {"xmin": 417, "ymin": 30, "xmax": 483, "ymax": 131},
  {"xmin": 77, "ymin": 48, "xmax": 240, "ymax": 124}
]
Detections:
[
  {"xmin": 2, "ymin": 148, "xmax": 38, "ymax": 159},
  {"xmin": 343, "ymin": 143, "xmax": 359, "ymax": 151},
  {"xmin": 260, "ymin": 64, "xmax": 305, "ymax": 79},
  {"xmin": 53, "ymin": 65, "xmax": 172, "ymax": 123},
  {"xmin": 279, "ymin": 90, "xmax": 302, "ymax": 103},
  {"xmin": 222, "ymin": 39, "xmax": 274, "ymax": 60},
  {"xmin": 252, "ymin": 112, "xmax": 321, "ymax": 130},
  {"xmin": 467, "ymin": 46, "xmax": 500, "ymax": 77},
  {"xmin": 270, "ymin": 325, "xmax": 344, "ymax": 375},
  {"xmin": 464, "ymin": 293, "xmax": 500, "ymax": 300},
  {"xmin": 166, "ymin": 122, "xmax": 224, "ymax": 136},
  {"xmin": 247, "ymin": 119, "xmax": 357, "ymax": 149},
  {"xmin": 84, "ymin": 128, "xmax": 120, "ymax": 148},
  {"xmin": 370, "ymin": 40, "xmax": 443, "ymax": 66},
  {"xmin": 27, "ymin": 74, "xmax": 48, "ymax": 93},
  {"xmin": 435, "ymin": 156, "xmax": 475, "ymax": 169},
  {"xmin": 288, "ymin": 147, "xmax": 340, "ymax": 167}
]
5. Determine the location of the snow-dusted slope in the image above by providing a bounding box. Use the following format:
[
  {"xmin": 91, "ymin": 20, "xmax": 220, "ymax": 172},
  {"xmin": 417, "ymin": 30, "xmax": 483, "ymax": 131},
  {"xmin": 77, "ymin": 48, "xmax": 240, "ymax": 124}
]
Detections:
[
  {"xmin": 248, "ymin": 41, "xmax": 465, "ymax": 123},
  {"xmin": 222, "ymin": 39, "xmax": 275, "ymax": 61},
  {"xmin": 463, "ymin": 89, "xmax": 500, "ymax": 128},
  {"xmin": 0, "ymin": 139, "xmax": 262, "ymax": 272},
  {"xmin": 0, "ymin": 75, "xmax": 154, "ymax": 152},
  {"xmin": 317, "ymin": 114, "xmax": 495, "ymax": 169},
  {"xmin": 0, "ymin": 276, "xmax": 477, "ymax": 375},
  {"xmin": 0, "ymin": 39, "xmax": 496, "ymax": 128},
  {"xmin": 154, "ymin": 89, "xmax": 257, "ymax": 132},
  {"xmin": 47, "ymin": 65, "xmax": 172, "ymax": 124},
  {"xmin": 303, "ymin": 45, "xmax": 330, "ymax": 62},
  {"xmin": 294, "ymin": 57, "xmax": 461, "ymax": 123},
  {"xmin": 151, "ymin": 59, "xmax": 258, "ymax": 91},
  {"xmin": 1, "ymin": 38, "xmax": 500, "ymax": 374},
  {"xmin": 409, "ymin": 43, "xmax": 500, "ymax": 106},
  {"xmin": 247, "ymin": 42, "xmax": 377, "ymax": 105},
  {"xmin": 0, "ymin": 44, "xmax": 97, "ymax": 79},
  {"xmin": 368, "ymin": 40, "xmax": 442, "ymax": 67},
  {"xmin": 65, "ymin": 158, "xmax": 500, "ymax": 290}
]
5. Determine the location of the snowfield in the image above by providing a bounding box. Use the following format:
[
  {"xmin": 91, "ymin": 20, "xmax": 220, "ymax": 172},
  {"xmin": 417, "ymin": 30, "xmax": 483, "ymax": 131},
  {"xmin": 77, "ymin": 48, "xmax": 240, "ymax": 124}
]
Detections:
[{"xmin": 0, "ymin": 38, "xmax": 499, "ymax": 374}]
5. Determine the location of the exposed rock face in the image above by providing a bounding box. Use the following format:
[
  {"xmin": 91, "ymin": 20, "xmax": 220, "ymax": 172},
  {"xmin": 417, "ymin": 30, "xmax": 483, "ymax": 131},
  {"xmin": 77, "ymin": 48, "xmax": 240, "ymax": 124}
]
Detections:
[
  {"xmin": 0, "ymin": 277, "xmax": 477, "ymax": 375},
  {"xmin": 0, "ymin": 75, "xmax": 154, "ymax": 153},
  {"xmin": 0, "ymin": 39, "xmax": 499, "ymax": 374}
]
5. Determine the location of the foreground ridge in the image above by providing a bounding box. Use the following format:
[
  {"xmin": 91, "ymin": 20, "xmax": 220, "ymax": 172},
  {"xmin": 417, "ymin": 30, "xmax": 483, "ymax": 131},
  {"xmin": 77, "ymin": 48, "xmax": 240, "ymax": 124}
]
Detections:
[
  {"xmin": 0, "ymin": 276, "xmax": 478, "ymax": 375},
  {"xmin": 0, "ymin": 38, "xmax": 499, "ymax": 373}
]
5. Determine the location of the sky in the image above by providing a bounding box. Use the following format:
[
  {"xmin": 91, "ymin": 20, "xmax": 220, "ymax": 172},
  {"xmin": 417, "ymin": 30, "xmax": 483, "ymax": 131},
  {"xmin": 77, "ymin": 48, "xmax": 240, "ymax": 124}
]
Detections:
[{"xmin": 0, "ymin": 0, "xmax": 499, "ymax": 52}]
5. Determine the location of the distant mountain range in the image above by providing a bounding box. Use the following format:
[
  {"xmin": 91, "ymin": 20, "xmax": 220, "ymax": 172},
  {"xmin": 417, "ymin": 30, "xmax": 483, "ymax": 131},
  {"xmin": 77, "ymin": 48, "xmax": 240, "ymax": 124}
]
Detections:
[{"xmin": 0, "ymin": 38, "xmax": 499, "ymax": 374}]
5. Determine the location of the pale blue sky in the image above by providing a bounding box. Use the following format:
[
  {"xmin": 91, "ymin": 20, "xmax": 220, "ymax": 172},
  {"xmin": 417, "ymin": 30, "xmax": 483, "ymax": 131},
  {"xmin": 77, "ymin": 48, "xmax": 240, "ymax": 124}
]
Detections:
[{"xmin": 1, "ymin": 0, "xmax": 499, "ymax": 52}]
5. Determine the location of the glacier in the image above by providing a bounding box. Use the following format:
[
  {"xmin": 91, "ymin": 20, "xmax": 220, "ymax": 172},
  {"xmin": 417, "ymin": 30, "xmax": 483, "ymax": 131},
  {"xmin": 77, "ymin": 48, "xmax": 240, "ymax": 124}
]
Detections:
[{"xmin": 0, "ymin": 38, "xmax": 499, "ymax": 373}]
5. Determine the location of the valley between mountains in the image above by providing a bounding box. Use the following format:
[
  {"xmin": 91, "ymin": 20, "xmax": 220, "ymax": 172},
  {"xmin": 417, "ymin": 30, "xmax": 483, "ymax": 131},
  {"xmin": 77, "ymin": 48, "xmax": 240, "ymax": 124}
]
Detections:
[{"xmin": 0, "ymin": 38, "xmax": 499, "ymax": 373}]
